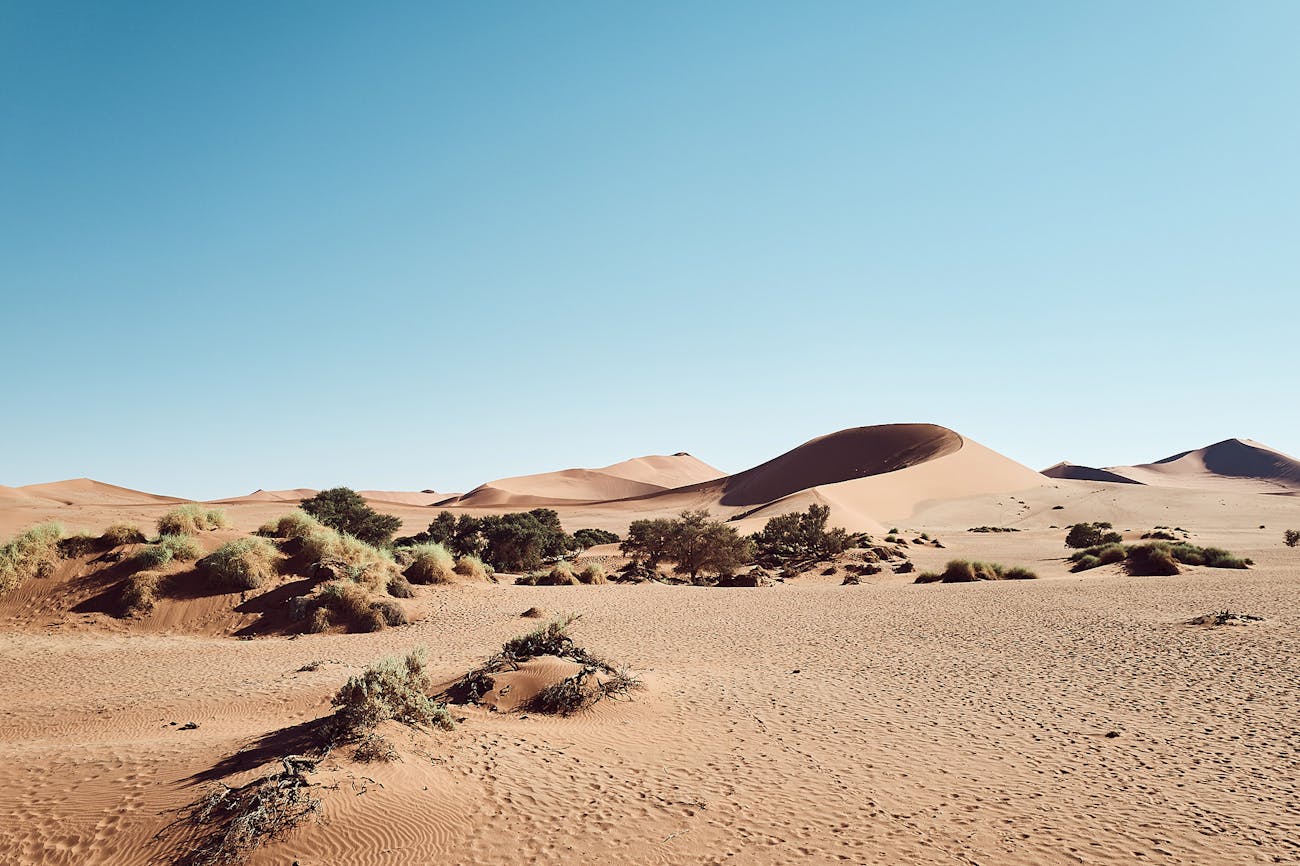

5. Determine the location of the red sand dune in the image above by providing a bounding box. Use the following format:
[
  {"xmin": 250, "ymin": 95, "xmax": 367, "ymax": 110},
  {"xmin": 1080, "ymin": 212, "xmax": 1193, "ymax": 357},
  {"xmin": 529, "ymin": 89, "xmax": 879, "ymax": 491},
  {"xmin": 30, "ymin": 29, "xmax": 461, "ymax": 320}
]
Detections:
[{"xmin": 14, "ymin": 478, "xmax": 187, "ymax": 506}]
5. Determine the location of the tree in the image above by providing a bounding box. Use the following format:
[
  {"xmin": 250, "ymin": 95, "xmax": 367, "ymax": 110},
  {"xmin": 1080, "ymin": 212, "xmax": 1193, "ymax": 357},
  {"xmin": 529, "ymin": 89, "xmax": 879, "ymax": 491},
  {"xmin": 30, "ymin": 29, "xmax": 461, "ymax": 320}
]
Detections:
[
  {"xmin": 574, "ymin": 528, "xmax": 620, "ymax": 549},
  {"xmin": 299, "ymin": 488, "xmax": 402, "ymax": 546},
  {"xmin": 664, "ymin": 509, "xmax": 755, "ymax": 582},
  {"xmin": 752, "ymin": 504, "xmax": 852, "ymax": 564},
  {"xmin": 1285, "ymin": 529, "xmax": 1300, "ymax": 548},
  {"xmin": 1065, "ymin": 522, "xmax": 1122, "ymax": 549},
  {"xmin": 621, "ymin": 518, "xmax": 676, "ymax": 567}
]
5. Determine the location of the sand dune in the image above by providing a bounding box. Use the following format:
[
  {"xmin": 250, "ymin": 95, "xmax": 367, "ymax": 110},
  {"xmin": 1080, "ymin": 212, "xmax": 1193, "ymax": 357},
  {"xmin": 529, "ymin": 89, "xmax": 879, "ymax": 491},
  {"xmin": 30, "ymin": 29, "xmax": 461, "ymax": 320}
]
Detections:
[
  {"xmin": 1043, "ymin": 438, "xmax": 1300, "ymax": 494},
  {"xmin": 12, "ymin": 478, "xmax": 188, "ymax": 507},
  {"xmin": 451, "ymin": 453, "xmax": 724, "ymax": 507}
]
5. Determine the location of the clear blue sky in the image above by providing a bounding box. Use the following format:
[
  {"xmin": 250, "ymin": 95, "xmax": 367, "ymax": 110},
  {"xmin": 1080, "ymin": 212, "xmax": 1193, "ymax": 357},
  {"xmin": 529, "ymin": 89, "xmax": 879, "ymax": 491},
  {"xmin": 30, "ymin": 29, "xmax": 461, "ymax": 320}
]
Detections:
[{"xmin": 3, "ymin": 1, "xmax": 1297, "ymax": 500}]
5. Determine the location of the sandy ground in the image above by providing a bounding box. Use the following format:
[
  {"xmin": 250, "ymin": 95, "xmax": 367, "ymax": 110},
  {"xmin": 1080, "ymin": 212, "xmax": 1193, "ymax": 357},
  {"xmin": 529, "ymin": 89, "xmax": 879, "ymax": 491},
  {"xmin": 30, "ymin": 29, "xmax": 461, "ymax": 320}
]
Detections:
[{"xmin": 2, "ymin": 473, "xmax": 1298, "ymax": 865}]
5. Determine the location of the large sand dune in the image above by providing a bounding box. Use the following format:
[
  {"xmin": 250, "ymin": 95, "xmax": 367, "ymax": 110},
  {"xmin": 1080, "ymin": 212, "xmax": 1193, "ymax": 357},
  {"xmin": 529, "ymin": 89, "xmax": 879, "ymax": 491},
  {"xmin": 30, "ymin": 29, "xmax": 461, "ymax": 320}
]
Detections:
[
  {"xmin": 1043, "ymin": 438, "xmax": 1300, "ymax": 494},
  {"xmin": 450, "ymin": 453, "xmax": 724, "ymax": 507}
]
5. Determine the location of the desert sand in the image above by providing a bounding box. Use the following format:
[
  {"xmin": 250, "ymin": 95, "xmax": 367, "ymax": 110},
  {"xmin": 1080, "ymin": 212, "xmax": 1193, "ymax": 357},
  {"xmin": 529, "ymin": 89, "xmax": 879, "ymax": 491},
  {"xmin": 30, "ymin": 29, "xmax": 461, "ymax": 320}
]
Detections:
[{"xmin": 2, "ymin": 424, "xmax": 1299, "ymax": 865}]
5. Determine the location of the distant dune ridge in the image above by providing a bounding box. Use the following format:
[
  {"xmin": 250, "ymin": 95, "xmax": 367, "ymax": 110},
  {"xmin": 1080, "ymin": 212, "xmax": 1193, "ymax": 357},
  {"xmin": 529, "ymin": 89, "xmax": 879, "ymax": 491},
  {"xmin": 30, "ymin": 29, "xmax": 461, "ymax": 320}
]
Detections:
[
  {"xmin": 0, "ymin": 478, "xmax": 187, "ymax": 507},
  {"xmin": 448, "ymin": 453, "xmax": 726, "ymax": 507},
  {"xmin": 1042, "ymin": 438, "xmax": 1300, "ymax": 493}
]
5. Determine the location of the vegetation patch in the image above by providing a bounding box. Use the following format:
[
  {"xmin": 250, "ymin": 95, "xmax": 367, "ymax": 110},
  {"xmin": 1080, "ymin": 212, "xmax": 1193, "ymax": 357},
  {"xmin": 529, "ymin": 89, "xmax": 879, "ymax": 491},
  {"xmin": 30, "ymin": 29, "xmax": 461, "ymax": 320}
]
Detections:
[
  {"xmin": 1065, "ymin": 522, "xmax": 1123, "ymax": 549},
  {"xmin": 1070, "ymin": 541, "xmax": 1251, "ymax": 575},
  {"xmin": 915, "ymin": 559, "xmax": 1038, "ymax": 583},
  {"xmin": 131, "ymin": 534, "xmax": 203, "ymax": 570},
  {"xmin": 197, "ymin": 537, "xmax": 280, "ymax": 592},
  {"xmin": 967, "ymin": 526, "xmax": 1021, "ymax": 533},
  {"xmin": 0, "ymin": 522, "xmax": 63, "ymax": 595},
  {"xmin": 402, "ymin": 543, "xmax": 455, "ymax": 584},
  {"xmin": 157, "ymin": 504, "xmax": 228, "ymax": 537},
  {"xmin": 621, "ymin": 509, "xmax": 755, "ymax": 582},
  {"xmin": 119, "ymin": 571, "xmax": 164, "ymax": 617},
  {"xmin": 331, "ymin": 649, "xmax": 453, "ymax": 743},
  {"xmin": 299, "ymin": 487, "xmax": 402, "ymax": 546}
]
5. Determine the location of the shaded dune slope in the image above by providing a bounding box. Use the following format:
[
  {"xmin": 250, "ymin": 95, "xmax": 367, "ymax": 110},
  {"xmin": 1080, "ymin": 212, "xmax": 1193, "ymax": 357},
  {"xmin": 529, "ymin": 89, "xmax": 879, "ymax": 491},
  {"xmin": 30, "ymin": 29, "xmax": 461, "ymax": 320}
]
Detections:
[
  {"xmin": 1041, "ymin": 462, "xmax": 1144, "ymax": 484},
  {"xmin": 1042, "ymin": 439, "xmax": 1300, "ymax": 493}
]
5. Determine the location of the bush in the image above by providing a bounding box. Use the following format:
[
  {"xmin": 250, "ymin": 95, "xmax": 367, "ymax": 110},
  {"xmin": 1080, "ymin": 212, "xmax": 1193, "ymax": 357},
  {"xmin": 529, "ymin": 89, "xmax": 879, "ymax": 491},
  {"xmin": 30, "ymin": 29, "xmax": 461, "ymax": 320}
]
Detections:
[
  {"xmin": 577, "ymin": 562, "xmax": 607, "ymax": 585},
  {"xmin": 1126, "ymin": 543, "xmax": 1181, "ymax": 576},
  {"xmin": 120, "ymin": 571, "xmax": 162, "ymax": 617},
  {"xmin": 1071, "ymin": 555, "xmax": 1100, "ymax": 572},
  {"xmin": 1200, "ymin": 547, "xmax": 1249, "ymax": 569},
  {"xmin": 352, "ymin": 731, "xmax": 398, "ymax": 763},
  {"xmin": 330, "ymin": 649, "xmax": 453, "ymax": 743},
  {"xmin": 916, "ymin": 559, "xmax": 1037, "ymax": 583},
  {"xmin": 1284, "ymin": 529, "xmax": 1299, "ymax": 548},
  {"xmin": 751, "ymin": 505, "xmax": 852, "ymax": 566},
  {"xmin": 453, "ymin": 555, "xmax": 490, "ymax": 581},
  {"xmin": 58, "ymin": 532, "xmax": 100, "ymax": 558},
  {"xmin": 298, "ymin": 525, "xmax": 395, "ymax": 589},
  {"xmin": 198, "ymin": 537, "xmax": 280, "ymax": 592},
  {"xmin": 531, "ymin": 668, "xmax": 641, "ymax": 716},
  {"xmin": 0, "ymin": 522, "xmax": 63, "ymax": 594},
  {"xmin": 404, "ymin": 543, "xmax": 455, "ymax": 584},
  {"xmin": 517, "ymin": 561, "xmax": 579, "ymax": 586},
  {"xmin": 299, "ymin": 488, "xmax": 402, "ymax": 546},
  {"xmin": 1142, "ymin": 530, "xmax": 1177, "ymax": 541},
  {"xmin": 314, "ymin": 581, "xmax": 375, "ymax": 630},
  {"xmin": 573, "ymin": 528, "xmax": 620, "ymax": 549},
  {"xmin": 157, "ymin": 504, "xmax": 227, "ymax": 536},
  {"xmin": 1065, "ymin": 522, "xmax": 1122, "ymax": 549},
  {"xmin": 102, "ymin": 523, "xmax": 148, "ymax": 546}
]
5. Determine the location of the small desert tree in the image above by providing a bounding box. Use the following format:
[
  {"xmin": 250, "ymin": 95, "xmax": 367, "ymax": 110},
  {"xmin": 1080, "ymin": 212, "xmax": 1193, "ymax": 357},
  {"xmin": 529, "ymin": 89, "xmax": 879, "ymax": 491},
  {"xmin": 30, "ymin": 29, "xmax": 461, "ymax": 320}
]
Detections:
[
  {"xmin": 664, "ymin": 509, "xmax": 756, "ymax": 582},
  {"xmin": 1065, "ymin": 522, "xmax": 1122, "ymax": 549},
  {"xmin": 752, "ymin": 504, "xmax": 852, "ymax": 564},
  {"xmin": 299, "ymin": 488, "xmax": 403, "ymax": 547},
  {"xmin": 573, "ymin": 528, "xmax": 620, "ymax": 549},
  {"xmin": 620, "ymin": 518, "xmax": 676, "ymax": 567},
  {"xmin": 1285, "ymin": 529, "xmax": 1300, "ymax": 548}
]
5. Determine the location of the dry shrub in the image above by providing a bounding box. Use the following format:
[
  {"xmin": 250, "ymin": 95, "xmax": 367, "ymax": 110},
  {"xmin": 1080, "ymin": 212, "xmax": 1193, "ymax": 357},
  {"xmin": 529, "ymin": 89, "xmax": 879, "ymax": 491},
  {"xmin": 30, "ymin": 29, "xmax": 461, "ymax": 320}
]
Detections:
[
  {"xmin": 352, "ymin": 731, "xmax": 398, "ymax": 763},
  {"xmin": 176, "ymin": 757, "xmax": 323, "ymax": 866},
  {"xmin": 0, "ymin": 522, "xmax": 62, "ymax": 594},
  {"xmin": 370, "ymin": 599, "xmax": 409, "ymax": 627},
  {"xmin": 404, "ymin": 543, "xmax": 455, "ymax": 584},
  {"xmin": 132, "ymin": 534, "xmax": 203, "ymax": 570},
  {"xmin": 1126, "ymin": 542, "xmax": 1181, "ymax": 576},
  {"xmin": 531, "ymin": 668, "xmax": 643, "ymax": 716},
  {"xmin": 516, "ymin": 562, "xmax": 579, "ymax": 586},
  {"xmin": 453, "ymin": 554, "xmax": 490, "ymax": 581},
  {"xmin": 258, "ymin": 510, "xmax": 322, "ymax": 539},
  {"xmin": 915, "ymin": 559, "xmax": 1038, "ymax": 584},
  {"xmin": 198, "ymin": 537, "xmax": 280, "ymax": 592}
]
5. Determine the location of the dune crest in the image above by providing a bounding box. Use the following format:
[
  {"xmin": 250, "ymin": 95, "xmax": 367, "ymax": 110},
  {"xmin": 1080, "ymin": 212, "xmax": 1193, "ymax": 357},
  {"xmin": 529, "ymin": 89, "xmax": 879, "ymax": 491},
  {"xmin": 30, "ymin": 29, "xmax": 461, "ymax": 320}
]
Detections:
[{"xmin": 451, "ymin": 453, "xmax": 725, "ymax": 507}]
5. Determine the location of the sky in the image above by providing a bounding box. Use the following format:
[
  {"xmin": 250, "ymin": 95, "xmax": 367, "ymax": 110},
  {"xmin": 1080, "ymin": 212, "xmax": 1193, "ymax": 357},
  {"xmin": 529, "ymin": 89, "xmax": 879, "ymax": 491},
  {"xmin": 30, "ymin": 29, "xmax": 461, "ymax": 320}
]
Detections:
[{"xmin": 2, "ymin": 1, "xmax": 1297, "ymax": 500}]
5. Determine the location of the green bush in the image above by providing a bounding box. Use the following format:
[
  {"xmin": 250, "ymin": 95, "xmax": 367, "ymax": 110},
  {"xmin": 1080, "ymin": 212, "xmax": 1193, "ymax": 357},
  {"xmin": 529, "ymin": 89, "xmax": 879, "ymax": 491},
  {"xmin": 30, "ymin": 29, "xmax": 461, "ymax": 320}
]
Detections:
[
  {"xmin": 0, "ymin": 522, "xmax": 63, "ymax": 594},
  {"xmin": 331, "ymin": 649, "xmax": 453, "ymax": 743},
  {"xmin": 623, "ymin": 510, "xmax": 754, "ymax": 581},
  {"xmin": 131, "ymin": 534, "xmax": 202, "ymax": 570},
  {"xmin": 751, "ymin": 505, "xmax": 852, "ymax": 566},
  {"xmin": 1285, "ymin": 529, "xmax": 1300, "ymax": 548},
  {"xmin": 1125, "ymin": 543, "xmax": 1181, "ymax": 576},
  {"xmin": 1065, "ymin": 522, "xmax": 1122, "ymax": 549},
  {"xmin": 299, "ymin": 488, "xmax": 402, "ymax": 546},
  {"xmin": 197, "ymin": 537, "xmax": 280, "ymax": 592},
  {"xmin": 573, "ymin": 528, "xmax": 620, "ymax": 549},
  {"xmin": 1071, "ymin": 555, "xmax": 1101, "ymax": 572},
  {"xmin": 258, "ymin": 510, "xmax": 322, "ymax": 539}
]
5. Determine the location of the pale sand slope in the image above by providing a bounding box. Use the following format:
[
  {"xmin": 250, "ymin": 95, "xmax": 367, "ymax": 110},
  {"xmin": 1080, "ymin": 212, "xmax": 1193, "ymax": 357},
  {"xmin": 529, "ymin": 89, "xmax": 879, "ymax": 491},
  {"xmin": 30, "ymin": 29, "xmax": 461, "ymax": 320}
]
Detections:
[
  {"xmin": 2, "ymin": 482, "xmax": 1299, "ymax": 864},
  {"xmin": 1044, "ymin": 438, "xmax": 1300, "ymax": 494},
  {"xmin": 451, "ymin": 453, "xmax": 725, "ymax": 507}
]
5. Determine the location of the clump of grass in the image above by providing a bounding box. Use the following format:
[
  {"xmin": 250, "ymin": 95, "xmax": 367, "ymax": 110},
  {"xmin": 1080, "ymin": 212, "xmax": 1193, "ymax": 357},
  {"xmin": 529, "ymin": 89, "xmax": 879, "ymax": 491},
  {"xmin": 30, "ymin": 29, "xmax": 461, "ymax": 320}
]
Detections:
[
  {"xmin": 452, "ymin": 554, "xmax": 490, "ymax": 581},
  {"xmin": 577, "ymin": 562, "xmax": 607, "ymax": 584},
  {"xmin": 967, "ymin": 526, "xmax": 1021, "ymax": 533},
  {"xmin": 0, "ymin": 522, "xmax": 63, "ymax": 594},
  {"xmin": 258, "ymin": 510, "xmax": 323, "ymax": 539},
  {"xmin": 1125, "ymin": 542, "xmax": 1181, "ymax": 576},
  {"xmin": 119, "ymin": 571, "xmax": 163, "ymax": 617},
  {"xmin": 197, "ymin": 537, "xmax": 280, "ymax": 592},
  {"xmin": 516, "ymin": 561, "xmax": 579, "ymax": 586},
  {"xmin": 914, "ymin": 559, "xmax": 1038, "ymax": 584},
  {"xmin": 102, "ymin": 523, "xmax": 148, "ymax": 546},
  {"xmin": 157, "ymin": 504, "xmax": 227, "ymax": 537},
  {"xmin": 295, "ymin": 580, "xmax": 408, "ymax": 633},
  {"xmin": 131, "ymin": 534, "xmax": 203, "ymax": 570},
  {"xmin": 404, "ymin": 543, "xmax": 455, "ymax": 584},
  {"xmin": 330, "ymin": 649, "xmax": 453, "ymax": 744}
]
